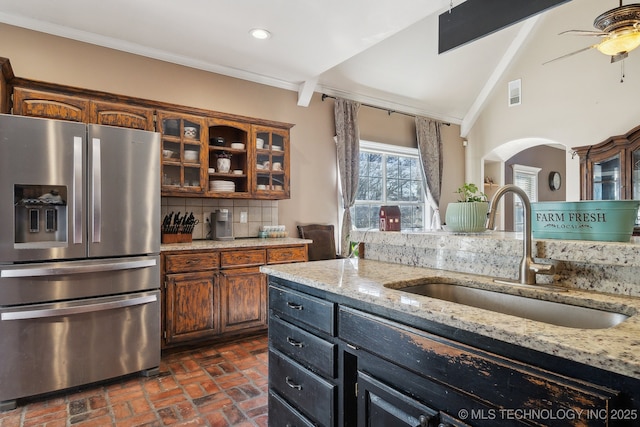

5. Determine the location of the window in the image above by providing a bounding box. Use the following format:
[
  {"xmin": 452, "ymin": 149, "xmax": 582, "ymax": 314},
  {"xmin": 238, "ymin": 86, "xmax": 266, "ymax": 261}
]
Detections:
[
  {"xmin": 351, "ymin": 141, "xmax": 428, "ymax": 230},
  {"xmin": 512, "ymin": 164, "xmax": 541, "ymax": 232}
]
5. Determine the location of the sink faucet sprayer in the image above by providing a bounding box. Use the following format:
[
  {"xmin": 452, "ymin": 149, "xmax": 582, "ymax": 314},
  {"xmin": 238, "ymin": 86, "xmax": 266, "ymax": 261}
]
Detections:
[{"xmin": 487, "ymin": 185, "xmax": 555, "ymax": 286}]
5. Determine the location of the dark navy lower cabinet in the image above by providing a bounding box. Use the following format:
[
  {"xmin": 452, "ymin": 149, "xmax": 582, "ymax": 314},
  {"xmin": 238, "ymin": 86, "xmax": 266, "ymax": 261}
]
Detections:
[{"xmin": 267, "ymin": 277, "xmax": 640, "ymax": 427}]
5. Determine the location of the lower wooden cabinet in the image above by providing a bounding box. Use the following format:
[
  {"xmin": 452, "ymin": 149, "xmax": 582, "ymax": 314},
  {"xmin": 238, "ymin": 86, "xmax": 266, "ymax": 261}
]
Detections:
[{"xmin": 162, "ymin": 243, "xmax": 307, "ymax": 348}]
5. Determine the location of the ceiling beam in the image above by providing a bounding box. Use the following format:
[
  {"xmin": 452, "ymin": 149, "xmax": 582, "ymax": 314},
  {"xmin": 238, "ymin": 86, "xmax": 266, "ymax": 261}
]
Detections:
[{"xmin": 297, "ymin": 78, "xmax": 318, "ymax": 107}]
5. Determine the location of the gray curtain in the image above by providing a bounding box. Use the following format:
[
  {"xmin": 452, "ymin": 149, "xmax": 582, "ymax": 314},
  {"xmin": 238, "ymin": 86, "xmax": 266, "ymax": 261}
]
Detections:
[
  {"xmin": 415, "ymin": 116, "xmax": 443, "ymax": 229},
  {"xmin": 335, "ymin": 98, "xmax": 360, "ymax": 256}
]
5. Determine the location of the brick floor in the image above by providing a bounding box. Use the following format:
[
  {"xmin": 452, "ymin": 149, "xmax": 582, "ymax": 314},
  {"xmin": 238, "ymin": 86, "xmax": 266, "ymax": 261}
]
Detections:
[{"xmin": 0, "ymin": 335, "xmax": 269, "ymax": 427}]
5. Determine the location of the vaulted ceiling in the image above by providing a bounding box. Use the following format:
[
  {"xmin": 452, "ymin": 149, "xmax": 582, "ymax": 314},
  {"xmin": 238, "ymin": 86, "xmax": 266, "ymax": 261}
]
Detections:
[{"xmin": 0, "ymin": 0, "xmax": 620, "ymax": 131}]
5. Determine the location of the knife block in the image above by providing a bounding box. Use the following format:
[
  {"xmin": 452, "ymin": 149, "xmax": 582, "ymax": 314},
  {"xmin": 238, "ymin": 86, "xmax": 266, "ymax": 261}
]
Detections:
[{"xmin": 161, "ymin": 232, "xmax": 193, "ymax": 244}]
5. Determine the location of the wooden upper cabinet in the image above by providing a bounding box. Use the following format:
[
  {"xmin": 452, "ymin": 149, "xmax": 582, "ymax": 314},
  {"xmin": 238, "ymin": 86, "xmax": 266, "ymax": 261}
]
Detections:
[
  {"xmin": 0, "ymin": 57, "xmax": 14, "ymax": 114},
  {"xmin": 13, "ymin": 87, "xmax": 155, "ymax": 130},
  {"xmin": 13, "ymin": 87, "xmax": 90, "ymax": 122},
  {"xmin": 90, "ymin": 100, "xmax": 154, "ymax": 130}
]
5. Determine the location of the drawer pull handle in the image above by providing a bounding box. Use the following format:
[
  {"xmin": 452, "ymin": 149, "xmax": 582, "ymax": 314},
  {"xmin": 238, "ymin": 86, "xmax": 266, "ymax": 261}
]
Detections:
[
  {"xmin": 286, "ymin": 301, "xmax": 303, "ymax": 310},
  {"xmin": 285, "ymin": 376, "xmax": 303, "ymax": 390},
  {"xmin": 286, "ymin": 337, "xmax": 304, "ymax": 348}
]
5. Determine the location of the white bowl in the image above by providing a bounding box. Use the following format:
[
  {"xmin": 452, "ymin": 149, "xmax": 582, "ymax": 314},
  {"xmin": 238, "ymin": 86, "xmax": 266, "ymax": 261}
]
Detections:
[
  {"xmin": 257, "ymin": 184, "xmax": 267, "ymax": 190},
  {"xmin": 184, "ymin": 150, "xmax": 199, "ymax": 161},
  {"xmin": 208, "ymin": 168, "xmax": 216, "ymax": 174},
  {"xmin": 233, "ymin": 169, "xmax": 243, "ymax": 175},
  {"xmin": 230, "ymin": 142, "xmax": 245, "ymax": 150},
  {"xmin": 162, "ymin": 149, "xmax": 173, "ymax": 159},
  {"xmin": 272, "ymin": 145, "xmax": 282, "ymax": 151}
]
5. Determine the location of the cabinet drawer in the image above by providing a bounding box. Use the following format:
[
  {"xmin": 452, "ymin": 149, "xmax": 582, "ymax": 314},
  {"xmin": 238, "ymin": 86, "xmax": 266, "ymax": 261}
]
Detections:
[
  {"xmin": 357, "ymin": 371, "xmax": 438, "ymax": 427},
  {"xmin": 220, "ymin": 249, "xmax": 266, "ymax": 268},
  {"xmin": 269, "ymin": 285, "xmax": 335, "ymax": 336},
  {"xmin": 269, "ymin": 391, "xmax": 316, "ymax": 427},
  {"xmin": 269, "ymin": 315, "xmax": 336, "ymax": 379},
  {"xmin": 164, "ymin": 252, "xmax": 219, "ymax": 273},
  {"xmin": 267, "ymin": 245, "xmax": 307, "ymax": 264},
  {"xmin": 339, "ymin": 306, "xmax": 619, "ymax": 424},
  {"xmin": 269, "ymin": 349, "xmax": 336, "ymax": 427}
]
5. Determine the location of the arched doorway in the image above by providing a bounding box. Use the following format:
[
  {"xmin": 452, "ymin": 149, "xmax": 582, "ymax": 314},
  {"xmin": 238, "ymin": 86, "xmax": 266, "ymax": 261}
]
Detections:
[{"xmin": 482, "ymin": 138, "xmax": 579, "ymax": 230}]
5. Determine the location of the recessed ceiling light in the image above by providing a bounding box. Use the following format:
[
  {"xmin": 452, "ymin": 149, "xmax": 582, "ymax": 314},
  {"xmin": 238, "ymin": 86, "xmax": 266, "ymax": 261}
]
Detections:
[{"xmin": 250, "ymin": 28, "xmax": 271, "ymax": 40}]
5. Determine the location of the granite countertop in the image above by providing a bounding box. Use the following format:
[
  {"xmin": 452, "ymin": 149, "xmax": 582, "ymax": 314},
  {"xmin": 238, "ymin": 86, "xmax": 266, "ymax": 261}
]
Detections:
[
  {"xmin": 161, "ymin": 237, "xmax": 311, "ymax": 252},
  {"xmin": 261, "ymin": 258, "xmax": 640, "ymax": 380}
]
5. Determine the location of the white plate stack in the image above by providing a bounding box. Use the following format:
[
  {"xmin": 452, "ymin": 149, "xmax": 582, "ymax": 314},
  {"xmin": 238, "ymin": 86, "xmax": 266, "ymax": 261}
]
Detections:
[{"xmin": 209, "ymin": 180, "xmax": 236, "ymax": 192}]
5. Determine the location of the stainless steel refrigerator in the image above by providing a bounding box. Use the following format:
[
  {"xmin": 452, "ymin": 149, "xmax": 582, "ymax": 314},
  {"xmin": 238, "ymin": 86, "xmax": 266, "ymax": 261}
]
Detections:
[{"xmin": 0, "ymin": 114, "xmax": 161, "ymax": 410}]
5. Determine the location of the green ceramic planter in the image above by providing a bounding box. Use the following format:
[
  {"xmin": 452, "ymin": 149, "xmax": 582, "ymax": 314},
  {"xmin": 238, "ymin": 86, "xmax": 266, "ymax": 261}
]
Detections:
[{"xmin": 445, "ymin": 202, "xmax": 489, "ymax": 233}]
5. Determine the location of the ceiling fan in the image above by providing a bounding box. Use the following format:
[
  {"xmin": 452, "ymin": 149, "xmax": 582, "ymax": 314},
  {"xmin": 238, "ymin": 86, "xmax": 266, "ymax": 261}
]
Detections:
[{"xmin": 544, "ymin": 1, "xmax": 640, "ymax": 64}]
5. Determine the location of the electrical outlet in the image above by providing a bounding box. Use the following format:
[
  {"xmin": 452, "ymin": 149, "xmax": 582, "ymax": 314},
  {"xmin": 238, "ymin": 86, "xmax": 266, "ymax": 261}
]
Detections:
[{"xmin": 240, "ymin": 211, "xmax": 248, "ymax": 223}]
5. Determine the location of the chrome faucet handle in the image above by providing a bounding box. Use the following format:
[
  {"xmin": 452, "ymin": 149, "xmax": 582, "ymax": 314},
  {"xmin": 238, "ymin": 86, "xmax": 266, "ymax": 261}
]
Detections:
[{"xmin": 530, "ymin": 262, "xmax": 555, "ymax": 275}]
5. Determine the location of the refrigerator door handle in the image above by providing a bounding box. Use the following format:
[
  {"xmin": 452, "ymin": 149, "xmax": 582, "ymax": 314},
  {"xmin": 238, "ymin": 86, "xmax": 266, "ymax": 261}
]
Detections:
[
  {"xmin": 73, "ymin": 136, "xmax": 83, "ymax": 244},
  {"xmin": 0, "ymin": 258, "xmax": 157, "ymax": 278},
  {"xmin": 1, "ymin": 294, "xmax": 157, "ymax": 321},
  {"xmin": 92, "ymin": 137, "xmax": 102, "ymax": 243}
]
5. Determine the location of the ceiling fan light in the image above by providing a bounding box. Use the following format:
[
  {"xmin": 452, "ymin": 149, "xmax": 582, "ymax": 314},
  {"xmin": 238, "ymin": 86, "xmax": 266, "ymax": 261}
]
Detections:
[{"xmin": 597, "ymin": 30, "xmax": 640, "ymax": 56}]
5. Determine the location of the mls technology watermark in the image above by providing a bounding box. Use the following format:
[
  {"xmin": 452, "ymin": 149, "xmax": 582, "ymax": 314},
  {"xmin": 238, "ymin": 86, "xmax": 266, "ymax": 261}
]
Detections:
[{"xmin": 457, "ymin": 408, "xmax": 638, "ymax": 422}]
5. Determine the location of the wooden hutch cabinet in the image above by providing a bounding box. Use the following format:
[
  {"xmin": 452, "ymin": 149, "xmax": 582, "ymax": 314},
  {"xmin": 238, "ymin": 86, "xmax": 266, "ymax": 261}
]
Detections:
[{"xmin": 573, "ymin": 124, "xmax": 640, "ymax": 201}]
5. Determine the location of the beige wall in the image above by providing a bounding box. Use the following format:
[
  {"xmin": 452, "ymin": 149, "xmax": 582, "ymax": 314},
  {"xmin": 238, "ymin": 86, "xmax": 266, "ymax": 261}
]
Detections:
[{"xmin": 1, "ymin": 23, "xmax": 465, "ymax": 234}]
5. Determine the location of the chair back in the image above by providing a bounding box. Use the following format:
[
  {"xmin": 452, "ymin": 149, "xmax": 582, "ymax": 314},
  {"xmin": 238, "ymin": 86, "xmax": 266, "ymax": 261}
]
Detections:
[{"xmin": 297, "ymin": 224, "xmax": 338, "ymax": 261}]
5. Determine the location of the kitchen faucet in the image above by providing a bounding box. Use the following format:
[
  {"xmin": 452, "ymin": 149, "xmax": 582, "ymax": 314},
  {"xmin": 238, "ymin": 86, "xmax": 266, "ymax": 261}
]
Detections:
[{"xmin": 487, "ymin": 184, "xmax": 555, "ymax": 286}]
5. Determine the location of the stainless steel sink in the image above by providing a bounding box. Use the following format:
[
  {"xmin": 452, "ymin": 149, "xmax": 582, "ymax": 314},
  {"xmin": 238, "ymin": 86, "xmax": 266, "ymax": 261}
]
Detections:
[{"xmin": 396, "ymin": 281, "xmax": 629, "ymax": 329}]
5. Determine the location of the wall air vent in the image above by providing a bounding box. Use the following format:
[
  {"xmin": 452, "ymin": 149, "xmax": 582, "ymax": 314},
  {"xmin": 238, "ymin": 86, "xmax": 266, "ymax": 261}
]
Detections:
[{"xmin": 508, "ymin": 79, "xmax": 521, "ymax": 107}]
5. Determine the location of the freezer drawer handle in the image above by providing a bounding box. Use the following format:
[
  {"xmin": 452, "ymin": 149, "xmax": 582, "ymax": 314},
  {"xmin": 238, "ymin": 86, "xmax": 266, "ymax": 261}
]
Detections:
[
  {"xmin": 0, "ymin": 258, "xmax": 157, "ymax": 278},
  {"xmin": 1, "ymin": 294, "xmax": 157, "ymax": 321}
]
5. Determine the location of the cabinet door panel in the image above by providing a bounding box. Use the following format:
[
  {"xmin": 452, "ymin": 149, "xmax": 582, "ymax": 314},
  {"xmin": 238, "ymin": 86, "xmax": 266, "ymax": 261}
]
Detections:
[
  {"xmin": 13, "ymin": 87, "xmax": 89, "ymax": 122},
  {"xmin": 165, "ymin": 271, "xmax": 218, "ymax": 344},
  {"xmin": 220, "ymin": 267, "xmax": 266, "ymax": 332},
  {"xmin": 90, "ymin": 100, "xmax": 154, "ymax": 130}
]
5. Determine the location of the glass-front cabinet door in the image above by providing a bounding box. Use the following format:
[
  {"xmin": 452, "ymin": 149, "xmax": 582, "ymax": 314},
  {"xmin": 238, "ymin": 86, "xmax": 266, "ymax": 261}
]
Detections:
[
  {"xmin": 592, "ymin": 154, "xmax": 621, "ymax": 200},
  {"xmin": 252, "ymin": 126, "xmax": 289, "ymax": 199},
  {"xmin": 158, "ymin": 111, "xmax": 206, "ymax": 195}
]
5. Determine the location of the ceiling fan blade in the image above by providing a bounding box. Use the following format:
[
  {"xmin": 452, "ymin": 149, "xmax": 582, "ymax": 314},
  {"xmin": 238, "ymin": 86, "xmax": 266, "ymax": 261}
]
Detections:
[
  {"xmin": 542, "ymin": 45, "xmax": 597, "ymax": 65},
  {"xmin": 559, "ymin": 29, "xmax": 608, "ymax": 36}
]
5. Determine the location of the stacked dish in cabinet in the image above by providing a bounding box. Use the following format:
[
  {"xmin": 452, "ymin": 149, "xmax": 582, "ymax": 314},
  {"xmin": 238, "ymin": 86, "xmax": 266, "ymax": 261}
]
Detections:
[{"xmin": 209, "ymin": 180, "xmax": 236, "ymax": 192}]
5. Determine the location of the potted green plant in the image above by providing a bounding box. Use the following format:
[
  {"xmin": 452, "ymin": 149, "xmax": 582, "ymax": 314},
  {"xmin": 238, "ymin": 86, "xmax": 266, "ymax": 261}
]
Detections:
[{"xmin": 445, "ymin": 183, "xmax": 489, "ymax": 232}]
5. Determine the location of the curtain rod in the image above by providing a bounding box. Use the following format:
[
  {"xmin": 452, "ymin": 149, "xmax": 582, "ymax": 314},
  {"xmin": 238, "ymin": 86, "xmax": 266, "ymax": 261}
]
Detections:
[{"xmin": 321, "ymin": 94, "xmax": 450, "ymax": 126}]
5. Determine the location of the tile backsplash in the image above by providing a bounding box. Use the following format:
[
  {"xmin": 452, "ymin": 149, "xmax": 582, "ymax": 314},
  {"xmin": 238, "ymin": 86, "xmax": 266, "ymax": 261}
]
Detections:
[{"xmin": 162, "ymin": 198, "xmax": 279, "ymax": 239}]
